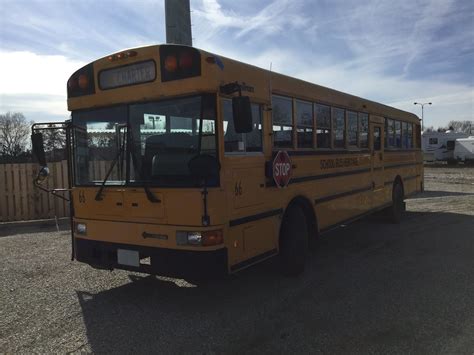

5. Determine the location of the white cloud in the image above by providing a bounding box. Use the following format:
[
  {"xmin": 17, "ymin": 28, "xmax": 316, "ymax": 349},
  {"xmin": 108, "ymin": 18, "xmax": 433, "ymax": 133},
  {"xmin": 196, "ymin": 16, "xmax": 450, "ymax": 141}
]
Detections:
[
  {"xmin": 193, "ymin": 0, "xmax": 309, "ymax": 43},
  {"xmin": 0, "ymin": 51, "xmax": 84, "ymax": 96},
  {"xmin": 194, "ymin": 0, "xmax": 473, "ymax": 128},
  {"xmin": 0, "ymin": 51, "xmax": 82, "ymax": 121},
  {"xmin": 199, "ymin": 44, "xmax": 473, "ymax": 127}
]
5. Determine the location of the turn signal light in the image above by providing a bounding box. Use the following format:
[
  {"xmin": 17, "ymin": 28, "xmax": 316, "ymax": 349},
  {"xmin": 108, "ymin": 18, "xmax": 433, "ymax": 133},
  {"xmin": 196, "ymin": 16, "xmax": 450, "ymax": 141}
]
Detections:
[
  {"xmin": 176, "ymin": 229, "xmax": 223, "ymax": 247},
  {"xmin": 201, "ymin": 230, "xmax": 223, "ymax": 246}
]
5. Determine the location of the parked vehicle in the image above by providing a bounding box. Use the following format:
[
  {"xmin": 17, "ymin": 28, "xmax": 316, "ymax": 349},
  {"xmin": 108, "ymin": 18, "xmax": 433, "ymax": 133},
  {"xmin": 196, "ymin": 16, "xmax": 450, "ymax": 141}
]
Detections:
[
  {"xmin": 454, "ymin": 136, "xmax": 474, "ymax": 164},
  {"xmin": 422, "ymin": 131, "xmax": 468, "ymax": 162}
]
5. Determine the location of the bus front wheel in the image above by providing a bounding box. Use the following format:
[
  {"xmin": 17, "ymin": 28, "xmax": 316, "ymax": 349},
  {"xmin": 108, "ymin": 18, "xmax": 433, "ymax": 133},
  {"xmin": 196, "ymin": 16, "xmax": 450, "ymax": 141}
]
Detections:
[
  {"xmin": 279, "ymin": 205, "xmax": 308, "ymax": 276},
  {"xmin": 387, "ymin": 183, "xmax": 405, "ymax": 224}
]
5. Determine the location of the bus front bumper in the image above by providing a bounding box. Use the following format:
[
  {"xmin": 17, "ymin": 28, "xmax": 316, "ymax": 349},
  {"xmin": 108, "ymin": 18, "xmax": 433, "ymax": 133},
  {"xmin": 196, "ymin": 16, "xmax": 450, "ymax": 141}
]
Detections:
[{"xmin": 74, "ymin": 238, "xmax": 228, "ymax": 278}]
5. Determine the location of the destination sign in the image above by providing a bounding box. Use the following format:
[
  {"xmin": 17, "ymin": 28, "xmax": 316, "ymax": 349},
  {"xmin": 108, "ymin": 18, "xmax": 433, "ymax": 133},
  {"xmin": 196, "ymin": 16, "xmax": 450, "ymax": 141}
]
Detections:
[{"xmin": 99, "ymin": 60, "xmax": 156, "ymax": 90}]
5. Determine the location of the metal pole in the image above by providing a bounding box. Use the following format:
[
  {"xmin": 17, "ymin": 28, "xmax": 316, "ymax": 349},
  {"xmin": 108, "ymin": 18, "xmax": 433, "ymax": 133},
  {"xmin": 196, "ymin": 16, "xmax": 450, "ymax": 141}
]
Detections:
[
  {"xmin": 421, "ymin": 105, "xmax": 424, "ymax": 132},
  {"xmin": 414, "ymin": 102, "xmax": 432, "ymax": 132}
]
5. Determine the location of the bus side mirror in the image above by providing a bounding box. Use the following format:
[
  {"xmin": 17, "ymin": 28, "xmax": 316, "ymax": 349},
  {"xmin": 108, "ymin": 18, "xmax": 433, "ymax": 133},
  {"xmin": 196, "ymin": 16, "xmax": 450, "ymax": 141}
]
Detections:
[
  {"xmin": 232, "ymin": 96, "xmax": 253, "ymax": 134},
  {"xmin": 35, "ymin": 166, "xmax": 50, "ymax": 185},
  {"xmin": 31, "ymin": 132, "xmax": 47, "ymax": 167},
  {"xmin": 31, "ymin": 132, "xmax": 50, "ymax": 185}
]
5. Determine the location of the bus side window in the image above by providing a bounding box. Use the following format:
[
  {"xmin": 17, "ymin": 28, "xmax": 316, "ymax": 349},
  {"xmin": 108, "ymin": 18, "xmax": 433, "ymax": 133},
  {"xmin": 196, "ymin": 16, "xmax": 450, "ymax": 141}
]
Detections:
[
  {"xmin": 333, "ymin": 107, "xmax": 345, "ymax": 148},
  {"xmin": 296, "ymin": 100, "xmax": 313, "ymax": 148},
  {"xmin": 387, "ymin": 118, "xmax": 395, "ymax": 147},
  {"xmin": 402, "ymin": 121, "xmax": 408, "ymax": 148},
  {"xmin": 374, "ymin": 127, "xmax": 381, "ymax": 151},
  {"xmin": 395, "ymin": 120, "xmax": 402, "ymax": 148},
  {"xmin": 347, "ymin": 111, "xmax": 358, "ymax": 147},
  {"xmin": 222, "ymin": 99, "xmax": 262, "ymax": 153},
  {"xmin": 272, "ymin": 95, "xmax": 293, "ymax": 148},
  {"xmin": 407, "ymin": 123, "xmax": 413, "ymax": 148},
  {"xmin": 358, "ymin": 113, "xmax": 368, "ymax": 148},
  {"xmin": 246, "ymin": 104, "xmax": 262, "ymax": 152},
  {"xmin": 315, "ymin": 103, "xmax": 331, "ymax": 148}
]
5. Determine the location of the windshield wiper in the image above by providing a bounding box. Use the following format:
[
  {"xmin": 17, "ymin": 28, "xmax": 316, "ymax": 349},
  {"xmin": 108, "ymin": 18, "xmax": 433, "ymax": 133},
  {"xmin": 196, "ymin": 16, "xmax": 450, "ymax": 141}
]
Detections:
[
  {"xmin": 95, "ymin": 124, "xmax": 127, "ymax": 201},
  {"xmin": 128, "ymin": 128, "xmax": 161, "ymax": 203}
]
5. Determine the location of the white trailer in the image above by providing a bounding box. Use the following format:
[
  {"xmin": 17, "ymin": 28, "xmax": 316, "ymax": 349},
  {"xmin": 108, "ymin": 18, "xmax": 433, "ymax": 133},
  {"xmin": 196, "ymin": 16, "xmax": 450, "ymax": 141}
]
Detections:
[
  {"xmin": 454, "ymin": 137, "xmax": 474, "ymax": 164},
  {"xmin": 422, "ymin": 131, "xmax": 468, "ymax": 162}
]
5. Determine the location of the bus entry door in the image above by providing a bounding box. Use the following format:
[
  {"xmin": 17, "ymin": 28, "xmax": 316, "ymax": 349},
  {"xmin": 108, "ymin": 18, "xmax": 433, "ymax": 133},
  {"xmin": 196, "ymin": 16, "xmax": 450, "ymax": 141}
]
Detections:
[
  {"xmin": 371, "ymin": 123, "xmax": 385, "ymax": 206},
  {"xmin": 225, "ymin": 155, "xmax": 276, "ymax": 266}
]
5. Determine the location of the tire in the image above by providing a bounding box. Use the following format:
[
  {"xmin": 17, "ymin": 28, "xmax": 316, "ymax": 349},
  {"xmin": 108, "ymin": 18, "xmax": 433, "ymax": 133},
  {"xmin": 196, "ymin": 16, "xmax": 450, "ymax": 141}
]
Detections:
[
  {"xmin": 387, "ymin": 183, "xmax": 404, "ymax": 224},
  {"xmin": 279, "ymin": 205, "xmax": 308, "ymax": 276}
]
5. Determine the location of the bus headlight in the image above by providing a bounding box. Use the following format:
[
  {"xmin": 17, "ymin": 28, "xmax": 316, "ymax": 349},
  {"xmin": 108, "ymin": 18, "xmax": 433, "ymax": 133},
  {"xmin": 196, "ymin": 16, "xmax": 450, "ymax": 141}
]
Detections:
[
  {"xmin": 76, "ymin": 223, "xmax": 87, "ymax": 235},
  {"xmin": 176, "ymin": 230, "xmax": 223, "ymax": 246}
]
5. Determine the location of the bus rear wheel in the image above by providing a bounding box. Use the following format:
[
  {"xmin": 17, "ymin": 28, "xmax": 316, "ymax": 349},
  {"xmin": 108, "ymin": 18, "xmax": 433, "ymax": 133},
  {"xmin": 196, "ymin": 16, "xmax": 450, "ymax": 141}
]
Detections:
[
  {"xmin": 387, "ymin": 183, "xmax": 405, "ymax": 224},
  {"xmin": 279, "ymin": 205, "xmax": 308, "ymax": 276}
]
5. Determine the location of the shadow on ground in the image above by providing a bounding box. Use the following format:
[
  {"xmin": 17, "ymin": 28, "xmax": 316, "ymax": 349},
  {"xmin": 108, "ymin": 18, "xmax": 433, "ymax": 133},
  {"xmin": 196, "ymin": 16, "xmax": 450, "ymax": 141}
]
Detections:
[
  {"xmin": 0, "ymin": 219, "xmax": 70, "ymax": 237},
  {"xmin": 410, "ymin": 190, "xmax": 474, "ymax": 199},
  {"xmin": 77, "ymin": 210, "xmax": 474, "ymax": 353}
]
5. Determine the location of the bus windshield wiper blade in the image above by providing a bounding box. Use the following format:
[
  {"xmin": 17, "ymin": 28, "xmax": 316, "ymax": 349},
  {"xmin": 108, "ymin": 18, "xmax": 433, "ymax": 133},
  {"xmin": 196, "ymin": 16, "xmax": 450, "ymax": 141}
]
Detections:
[
  {"xmin": 95, "ymin": 125, "xmax": 127, "ymax": 201},
  {"xmin": 128, "ymin": 127, "xmax": 161, "ymax": 203}
]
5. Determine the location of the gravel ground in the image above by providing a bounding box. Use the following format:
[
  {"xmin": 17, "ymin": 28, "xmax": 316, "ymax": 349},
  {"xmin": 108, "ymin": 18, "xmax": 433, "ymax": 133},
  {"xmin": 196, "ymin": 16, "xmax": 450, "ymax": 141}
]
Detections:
[{"xmin": 1, "ymin": 166, "xmax": 473, "ymax": 353}]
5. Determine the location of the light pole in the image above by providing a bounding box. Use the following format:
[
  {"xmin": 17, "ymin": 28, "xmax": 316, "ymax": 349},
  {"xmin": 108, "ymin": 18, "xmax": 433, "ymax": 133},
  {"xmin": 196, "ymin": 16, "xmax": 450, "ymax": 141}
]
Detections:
[{"xmin": 413, "ymin": 102, "xmax": 432, "ymax": 131}]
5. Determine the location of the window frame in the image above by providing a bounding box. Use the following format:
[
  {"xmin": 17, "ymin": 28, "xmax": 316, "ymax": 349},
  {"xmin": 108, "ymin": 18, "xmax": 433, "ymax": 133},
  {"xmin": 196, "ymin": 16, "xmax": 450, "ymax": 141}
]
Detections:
[{"xmin": 221, "ymin": 97, "xmax": 263, "ymax": 155}]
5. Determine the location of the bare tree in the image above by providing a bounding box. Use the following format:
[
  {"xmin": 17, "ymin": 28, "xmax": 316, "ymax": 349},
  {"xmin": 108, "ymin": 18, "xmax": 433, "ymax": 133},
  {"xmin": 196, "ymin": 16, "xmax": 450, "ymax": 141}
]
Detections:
[
  {"xmin": 447, "ymin": 120, "xmax": 473, "ymax": 134},
  {"xmin": 0, "ymin": 112, "xmax": 33, "ymax": 157}
]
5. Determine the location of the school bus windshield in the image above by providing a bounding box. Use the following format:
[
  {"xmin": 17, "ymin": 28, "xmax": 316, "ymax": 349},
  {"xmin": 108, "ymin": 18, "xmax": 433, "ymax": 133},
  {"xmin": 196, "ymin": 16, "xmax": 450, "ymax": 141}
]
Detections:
[{"xmin": 73, "ymin": 94, "xmax": 218, "ymax": 187}]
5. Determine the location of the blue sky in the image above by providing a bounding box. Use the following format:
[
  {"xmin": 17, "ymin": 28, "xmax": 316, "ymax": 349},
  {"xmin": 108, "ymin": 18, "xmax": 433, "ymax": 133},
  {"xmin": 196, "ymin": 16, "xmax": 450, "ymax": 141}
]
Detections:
[{"xmin": 0, "ymin": 0, "xmax": 473, "ymax": 128}]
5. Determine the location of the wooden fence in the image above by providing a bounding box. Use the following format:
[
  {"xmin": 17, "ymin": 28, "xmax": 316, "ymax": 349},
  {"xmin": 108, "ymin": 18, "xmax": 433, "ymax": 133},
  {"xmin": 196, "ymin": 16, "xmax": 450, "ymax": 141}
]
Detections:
[{"xmin": 0, "ymin": 161, "xmax": 70, "ymax": 222}]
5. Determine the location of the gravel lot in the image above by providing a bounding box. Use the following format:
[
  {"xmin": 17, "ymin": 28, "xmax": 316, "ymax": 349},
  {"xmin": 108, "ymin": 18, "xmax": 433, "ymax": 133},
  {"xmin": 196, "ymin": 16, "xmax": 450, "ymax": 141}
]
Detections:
[{"xmin": 1, "ymin": 166, "xmax": 473, "ymax": 353}]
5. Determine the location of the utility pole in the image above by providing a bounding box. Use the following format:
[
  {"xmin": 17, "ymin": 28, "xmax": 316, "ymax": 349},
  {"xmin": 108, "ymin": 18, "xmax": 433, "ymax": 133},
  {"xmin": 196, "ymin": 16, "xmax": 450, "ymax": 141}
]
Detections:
[{"xmin": 165, "ymin": 0, "xmax": 192, "ymax": 46}]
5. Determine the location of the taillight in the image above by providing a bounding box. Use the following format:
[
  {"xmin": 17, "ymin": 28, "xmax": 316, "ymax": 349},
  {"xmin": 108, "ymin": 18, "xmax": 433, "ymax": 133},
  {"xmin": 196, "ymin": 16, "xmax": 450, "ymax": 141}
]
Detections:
[
  {"xmin": 159, "ymin": 45, "xmax": 201, "ymax": 82},
  {"xmin": 67, "ymin": 64, "xmax": 95, "ymax": 98}
]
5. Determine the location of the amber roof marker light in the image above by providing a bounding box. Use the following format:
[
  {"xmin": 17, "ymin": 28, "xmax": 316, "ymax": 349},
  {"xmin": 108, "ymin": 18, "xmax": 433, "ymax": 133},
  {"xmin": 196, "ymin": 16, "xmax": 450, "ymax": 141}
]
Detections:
[{"xmin": 107, "ymin": 50, "xmax": 138, "ymax": 62}]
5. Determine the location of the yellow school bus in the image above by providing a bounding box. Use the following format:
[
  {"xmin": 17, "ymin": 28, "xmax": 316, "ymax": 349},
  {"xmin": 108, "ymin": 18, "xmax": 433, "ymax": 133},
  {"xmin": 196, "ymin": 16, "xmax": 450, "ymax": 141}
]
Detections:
[{"xmin": 32, "ymin": 44, "xmax": 423, "ymax": 277}]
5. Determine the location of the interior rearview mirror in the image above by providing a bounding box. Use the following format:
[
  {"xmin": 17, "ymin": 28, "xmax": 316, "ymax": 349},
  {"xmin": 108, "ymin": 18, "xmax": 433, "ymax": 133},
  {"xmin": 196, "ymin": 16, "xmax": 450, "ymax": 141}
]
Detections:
[
  {"xmin": 31, "ymin": 132, "xmax": 47, "ymax": 167},
  {"xmin": 232, "ymin": 96, "xmax": 253, "ymax": 134}
]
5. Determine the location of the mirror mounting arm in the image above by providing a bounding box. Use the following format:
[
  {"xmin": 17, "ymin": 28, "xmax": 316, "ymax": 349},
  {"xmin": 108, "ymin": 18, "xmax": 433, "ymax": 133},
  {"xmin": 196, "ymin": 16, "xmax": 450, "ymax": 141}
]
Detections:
[
  {"xmin": 33, "ymin": 181, "xmax": 70, "ymax": 202},
  {"xmin": 201, "ymin": 179, "xmax": 210, "ymax": 226}
]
